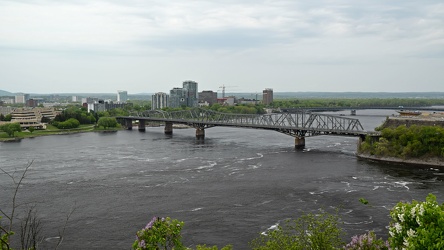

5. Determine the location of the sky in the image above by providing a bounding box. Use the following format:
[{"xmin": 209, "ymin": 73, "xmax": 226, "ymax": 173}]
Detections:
[{"xmin": 0, "ymin": 0, "xmax": 443, "ymax": 94}]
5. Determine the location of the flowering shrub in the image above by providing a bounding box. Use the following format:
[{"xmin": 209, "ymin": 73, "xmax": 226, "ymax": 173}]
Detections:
[
  {"xmin": 389, "ymin": 193, "xmax": 444, "ymax": 249},
  {"xmin": 344, "ymin": 231, "xmax": 389, "ymax": 250},
  {"xmin": 133, "ymin": 217, "xmax": 185, "ymax": 250}
]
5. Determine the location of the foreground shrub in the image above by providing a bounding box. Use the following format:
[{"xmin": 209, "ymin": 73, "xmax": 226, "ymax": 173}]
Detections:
[
  {"xmin": 389, "ymin": 193, "xmax": 444, "ymax": 249},
  {"xmin": 133, "ymin": 217, "xmax": 185, "ymax": 250},
  {"xmin": 344, "ymin": 231, "xmax": 389, "ymax": 250},
  {"xmin": 249, "ymin": 210, "xmax": 344, "ymax": 250}
]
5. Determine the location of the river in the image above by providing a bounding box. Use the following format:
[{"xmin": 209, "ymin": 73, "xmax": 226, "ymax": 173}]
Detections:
[{"xmin": 0, "ymin": 109, "xmax": 443, "ymax": 249}]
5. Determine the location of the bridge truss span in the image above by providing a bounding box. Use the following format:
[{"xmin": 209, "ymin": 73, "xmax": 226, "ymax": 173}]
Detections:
[{"xmin": 124, "ymin": 108, "xmax": 365, "ymax": 137}]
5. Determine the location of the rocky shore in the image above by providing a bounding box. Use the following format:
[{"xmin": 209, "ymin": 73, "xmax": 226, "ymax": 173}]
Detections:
[{"xmin": 356, "ymin": 153, "xmax": 444, "ymax": 168}]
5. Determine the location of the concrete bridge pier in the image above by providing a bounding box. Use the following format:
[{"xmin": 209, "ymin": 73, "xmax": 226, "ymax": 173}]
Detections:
[
  {"xmin": 138, "ymin": 120, "xmax": 146, "ymax": 132},
  {"xmin": 196, "ymin": 128, "xmax": 205, "ymax": 140},
  {"xmin": 295, "ymin": 136, "xmax": 305, "ymax": 150},
  {"xmin": 164, "ymin": 122, "xmax": 173, "ymax": 135},
  {"xmin": 125, "ymin": 119, "xmax": 133, "ymax": 130}
]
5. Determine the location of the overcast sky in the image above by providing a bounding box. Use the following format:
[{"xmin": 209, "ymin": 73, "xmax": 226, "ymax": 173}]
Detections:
[{"xmin": 1, "ymin": 0, "xmax": 443, "ymax": 94}]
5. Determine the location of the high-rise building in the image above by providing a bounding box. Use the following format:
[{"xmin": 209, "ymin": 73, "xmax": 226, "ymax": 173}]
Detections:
[
  {"xmin": 117, "ymin": 90, "xmax": 128, "ymax": 103},
  {"xmin": 15, "ymin": 93, "xmax": 30, "ymax": 104},
  {"xmin": 169, "ymin": 80, "xmax": 199, "ymax": 108},
  {"xmin": 169, "ymin": 88, "xmax": 188, "ymax": 108},
  {"xmin": 183, "ymin": 80, "xmax": 198, "ymax": 107},
  {"xmin": 151, "ymin": 92, "xmax": 169, "ymax": 110},
  {"xmin": 262, "ymin": 88, "xmax": 273, "ymax": 105},
  {"xmin": 198, "ymin": 90, "xmax": 217, "ymax": 106},
  {"xmin": 72, "ymin": 96, "xmax": 80, "ymax": 102}
]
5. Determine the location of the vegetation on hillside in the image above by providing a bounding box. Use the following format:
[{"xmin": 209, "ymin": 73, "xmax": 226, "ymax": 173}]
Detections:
[{"xmin": 359, "ymin": 125, "xmax": 444, "ymax": 159}]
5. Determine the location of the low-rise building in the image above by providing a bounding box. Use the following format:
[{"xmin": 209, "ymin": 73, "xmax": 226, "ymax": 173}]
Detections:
[
  {"xmin": 10, "ymin": 107, "xmax": 60, "ymax": 129},
  {"xmin": 199, "ymin": 90, "xmax": 217, "ymax": 106}
]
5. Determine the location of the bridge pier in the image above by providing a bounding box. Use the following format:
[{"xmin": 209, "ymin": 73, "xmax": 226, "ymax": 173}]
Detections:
[
  {"xmin": 138, "ymin": 120, "xmax": 146, "ymax": 132},
  {"xmin": 125, "ymin": 119, "xmax": 133, "ymax": 130},
  {"xmin": 295, "ymin": 136, "xmax": 305, "ymax": 150},
  {"xmin": 196, "ymin": 128, "xmax": 205, "ymax": 140},
  {"xmin": 164, "ymin": 122, "xmax": 173, "ymax": 135}
]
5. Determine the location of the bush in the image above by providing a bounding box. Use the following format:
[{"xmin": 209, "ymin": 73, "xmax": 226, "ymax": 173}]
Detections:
[
  {"xmin": 388, "ymin": 193, "xmax": 444, "ymax": 249},
  {"xmin": 344, "ymin": 231, "xmax": 389, "ymax": 250},
  {"xmin": 249, "ymin": 210, "xmax": 344, "ymax": 250},
  {"xmin": 133, "ymin": 217, "xmax": 185, "ymax": 250}
]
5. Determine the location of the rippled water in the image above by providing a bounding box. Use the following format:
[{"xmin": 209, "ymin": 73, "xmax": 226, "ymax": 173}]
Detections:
[{"xmin": 0, "ymin": 110, "xmax": 442, "ymax": 249}]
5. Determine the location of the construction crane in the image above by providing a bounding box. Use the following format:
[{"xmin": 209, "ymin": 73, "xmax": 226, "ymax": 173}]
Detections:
[{"xmin": 219, "ymin": 85, "xmax": 237, "ymax": 98}]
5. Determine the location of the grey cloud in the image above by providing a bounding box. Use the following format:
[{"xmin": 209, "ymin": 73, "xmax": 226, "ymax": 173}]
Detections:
[{"xmin": 138, "ymin": 29, "xmax": 278, "ymax": 50}]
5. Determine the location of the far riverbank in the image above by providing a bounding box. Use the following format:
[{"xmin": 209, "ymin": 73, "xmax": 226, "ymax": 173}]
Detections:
[{"xmin": 0, "ymin": 125, "xmax": 120, "ymax": 142}]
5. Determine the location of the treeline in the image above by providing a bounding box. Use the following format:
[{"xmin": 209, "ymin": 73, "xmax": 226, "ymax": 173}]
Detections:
[
  {"xmin": 270, "ymin": 98, "xmax": 444, "ymax": 108},
  {"xmin": 51, "ymin": 106, "xmax": 95, "ymax": 129},
  {"xmin": 359, "ymin": 125, "xmax": 444, "ymax": 159}
]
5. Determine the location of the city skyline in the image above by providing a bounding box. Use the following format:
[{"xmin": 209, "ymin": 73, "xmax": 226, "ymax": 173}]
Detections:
[{"xmin": 1, "ymin": 0, "xmax": 443, "ymax": 94}]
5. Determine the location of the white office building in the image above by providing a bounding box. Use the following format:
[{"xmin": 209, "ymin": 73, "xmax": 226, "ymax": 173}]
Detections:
[
  {"xmin": 117, "ymin": 90, "xmax": 128, "ymax": 103},
  {"xmin": 151, "ymin": 92, "xmax": 169, "ymax": 110}
]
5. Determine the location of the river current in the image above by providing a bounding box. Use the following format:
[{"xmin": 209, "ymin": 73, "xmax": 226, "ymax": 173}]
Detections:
[{"xmin": 0, "ymin": 109, "xmax": 443, "ymax": 249}]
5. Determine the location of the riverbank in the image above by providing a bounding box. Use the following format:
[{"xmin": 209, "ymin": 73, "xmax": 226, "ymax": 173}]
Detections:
[
  {"xmin": 356, "ymin": 153, "xmax": 444, "ymax": 168},
  {"xmin": 0, "ymin": 125, "xmax": 121, "ymax": 142}
]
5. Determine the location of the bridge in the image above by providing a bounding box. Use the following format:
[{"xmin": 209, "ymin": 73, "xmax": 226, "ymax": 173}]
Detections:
[{"xmin": 117, "ymin": 108, "xmax": 370, "ymax": 149}]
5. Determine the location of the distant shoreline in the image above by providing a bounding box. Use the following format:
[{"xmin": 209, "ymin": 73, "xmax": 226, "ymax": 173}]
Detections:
[{"xmin": 0, "ymin": 127, "xmax": 119, "ymax": 142}]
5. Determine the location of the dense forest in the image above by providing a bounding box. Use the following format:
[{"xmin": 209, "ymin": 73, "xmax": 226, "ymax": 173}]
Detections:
[{"xmin": 359, "ymin": 125, "xmax": 444, "ymax": 159}]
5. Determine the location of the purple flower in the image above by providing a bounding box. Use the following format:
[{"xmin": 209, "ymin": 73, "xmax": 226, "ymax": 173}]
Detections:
[
  {"xmin": 145, "ymin": 216, "xmax": 158, "ymax": 229},
  {"xmin": 138, "ymin": 239, "xmax": 146, "ymax": 248}
]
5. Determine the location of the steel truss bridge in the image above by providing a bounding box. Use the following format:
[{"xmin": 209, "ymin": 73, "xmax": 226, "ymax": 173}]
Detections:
[{"xmin": 117, "ymin": 108, "xmax": 369, "ymax": 148}]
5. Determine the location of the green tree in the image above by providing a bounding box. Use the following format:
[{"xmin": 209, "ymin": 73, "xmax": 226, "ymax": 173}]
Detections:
[
  {"xmin": 0, "ymin": 123, "xmax": 21, "ymax": 137},
  {"xmin": 54, "ymin": 118, "xmax": 80, "ymax": 129},
  {"xmin": 97, "ymin": 117, "xmax": 118, "ymax": 129},
  {"xmin": 28, "ymin": 126, "xmax": 35, "ymax": 133},
  {"xmin": 4, "ymin": 114, "xmax": 12, "ymax": 121}
]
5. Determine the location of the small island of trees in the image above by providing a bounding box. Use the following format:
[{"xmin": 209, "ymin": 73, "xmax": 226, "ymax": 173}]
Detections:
[{"xmin": 359, "ymin": 125, "xmax": 444, "ymax": 161}]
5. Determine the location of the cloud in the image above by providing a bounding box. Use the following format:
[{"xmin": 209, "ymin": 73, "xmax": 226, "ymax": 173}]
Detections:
[{"xmin": 0, "ymin": 0, "xmax": 443, "ymax": 93}]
